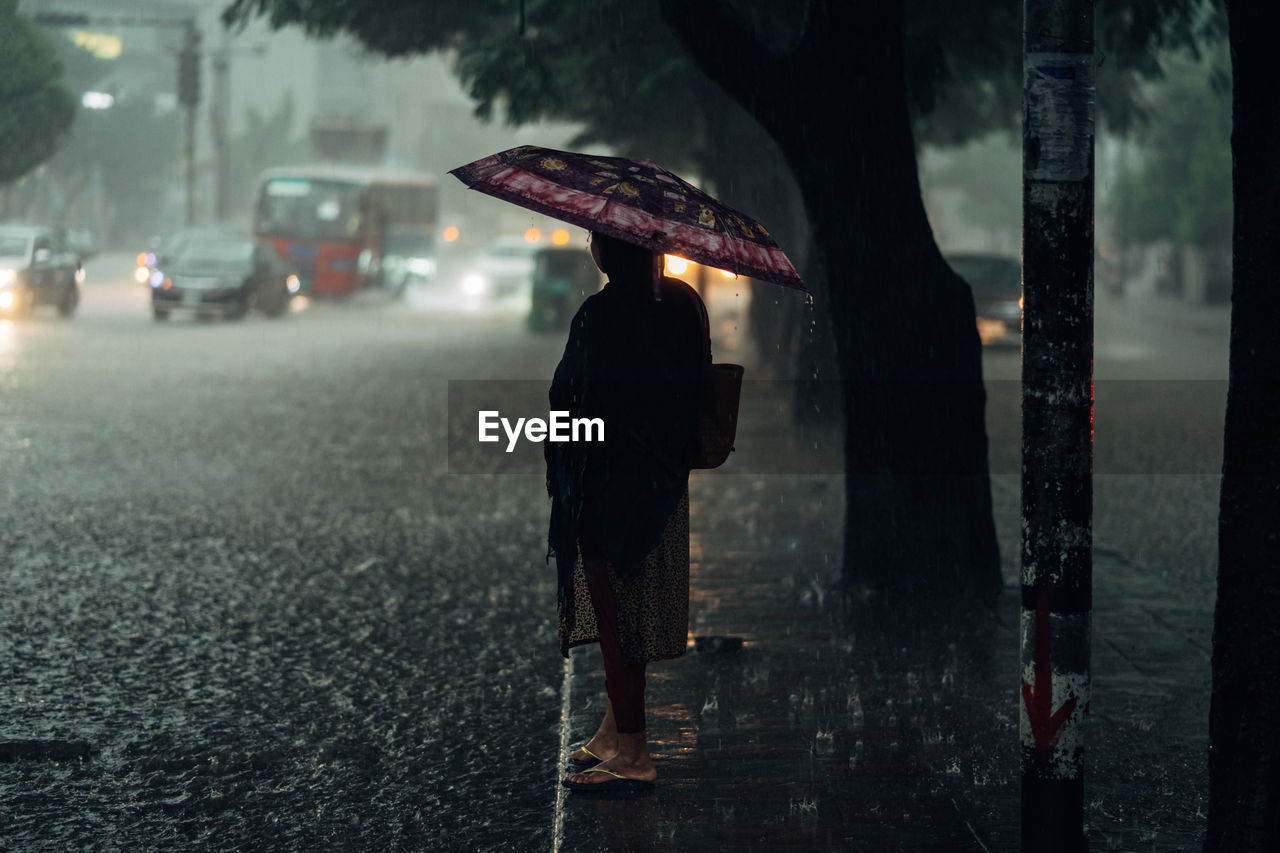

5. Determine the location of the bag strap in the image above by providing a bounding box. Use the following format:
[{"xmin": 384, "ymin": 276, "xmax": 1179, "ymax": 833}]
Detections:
[{"xmin": 692, "ymin": 286, "xmax": 712, "ymax": 364}]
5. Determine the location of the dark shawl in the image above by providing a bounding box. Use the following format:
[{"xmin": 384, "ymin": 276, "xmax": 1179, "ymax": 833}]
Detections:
[{"xmin": 545, "ymin": 274, "xmax": 706, "ymax": 588}]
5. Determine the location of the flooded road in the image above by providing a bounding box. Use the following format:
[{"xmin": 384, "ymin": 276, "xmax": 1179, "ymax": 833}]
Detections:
[{"xmin": 1, "ymin": 255, "xmax": 568, "ymax": 849}]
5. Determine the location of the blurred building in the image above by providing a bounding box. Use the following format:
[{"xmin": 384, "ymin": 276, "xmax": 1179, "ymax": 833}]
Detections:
[{"xmin": 18, "ymin": 0, "xmax": 582, "ymax": 241}]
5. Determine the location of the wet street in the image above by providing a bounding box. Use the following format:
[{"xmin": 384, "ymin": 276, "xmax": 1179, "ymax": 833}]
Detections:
[
  {"xmin": 1, "ymin": 254, "xmax": 570, "ymax": 849},
  {"xmin": 1, "ymin": 252, "xmax": 1227, "ymax": 850}
]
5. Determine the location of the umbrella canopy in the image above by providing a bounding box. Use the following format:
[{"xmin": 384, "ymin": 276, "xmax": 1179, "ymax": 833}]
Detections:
[{"xmin": 449, "ymin": 145, "xmax": 805, "ymax": 292}]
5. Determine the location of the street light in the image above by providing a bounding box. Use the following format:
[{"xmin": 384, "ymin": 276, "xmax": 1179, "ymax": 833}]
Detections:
[{"xmin": 80, "ymin": 92, "xmax": 114, "ymax": 110}]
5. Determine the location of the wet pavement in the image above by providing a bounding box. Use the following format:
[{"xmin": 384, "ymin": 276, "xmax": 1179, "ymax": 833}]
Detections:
[
  {"xmin": 2, "ymin": 257, "xmax": 1223, "ymax": 851},
  {"xmin": 558, "ymin": 465, "xmax": 1211, "ymax": 851},
  {"xmin": 555, "ymin": 288, "xmax": 1223, "ymax": 852}
]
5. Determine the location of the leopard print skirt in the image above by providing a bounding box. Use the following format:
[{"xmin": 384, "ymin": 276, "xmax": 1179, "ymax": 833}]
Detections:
[{"xmin": 559, "ymin": 491, "xmax": 690, "ymax": 665}]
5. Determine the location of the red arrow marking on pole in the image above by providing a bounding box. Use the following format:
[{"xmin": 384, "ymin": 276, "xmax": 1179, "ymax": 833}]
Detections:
[{"xmin": 1022, "ymin": 585, "xmax": 1078, "ymax": 763}]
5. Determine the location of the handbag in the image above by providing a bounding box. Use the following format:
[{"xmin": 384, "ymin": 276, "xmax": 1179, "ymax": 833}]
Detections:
[{"xmin": 690, "ymin": 293, "xmax": 744, "ymax": 469}]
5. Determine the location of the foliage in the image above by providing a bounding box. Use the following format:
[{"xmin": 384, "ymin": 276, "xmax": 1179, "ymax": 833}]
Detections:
[
  {"xmin": 922, "ymin": 132, "xmax": 1022, "ymax": 240},
  {"xmin": 220, "ymin": 0, "xmax": 1220, "ymax": 257},
  {"xmin": 0, "ymin": 0, "xmax": 76, "ymax": 186},
  {"xmin": 1111, "ymin": 47, "xmax": 1231, "ymax": 246},
  {"xmin": 227, "ymin": 93, "xmax": 311, "ymax": 218},
  {"xmin": 25, "ymin": 32, "xmax": 182, "ymax": 238},
  {"xmin": 42, "ymin": 95, "xmax": 184, "ymax": 237},
  {"xmin": 223, "ymin": 0, "xmax": 1218, "ymax": 155},
  {"xmin": 3, "ymin": 33, "xmax": 185, "ymax": 238},
  {"xmin": 910, "ymin": 0, "xmax": 1220, "ymax": 145}
]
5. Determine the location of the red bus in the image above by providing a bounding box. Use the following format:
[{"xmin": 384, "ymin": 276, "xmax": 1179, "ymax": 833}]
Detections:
[{"xmin": 252, "ymin": 165, "xmax": 439, "ymax": 297}]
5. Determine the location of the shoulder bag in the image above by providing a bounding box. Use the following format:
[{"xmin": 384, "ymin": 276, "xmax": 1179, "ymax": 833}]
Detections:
[{"xmin": 690, "ymin": 292, "xmax": 744, "ymax": 469}]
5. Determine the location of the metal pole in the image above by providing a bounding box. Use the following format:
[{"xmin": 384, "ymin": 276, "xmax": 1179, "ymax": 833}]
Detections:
[
  {"xmin": 185, "ymin": 101, "xmax": 197, "ymax": 226},
  {"xmin": 1020, "ymin": 1, "xmax": 1094, "ymax": 851},
  {"xmin": 182, "ymin": 23, "xmax": 199, "ymax": 226},
  {"xmin": 213, "ymin": 47, "xmax": 230, "ymax": 223}
]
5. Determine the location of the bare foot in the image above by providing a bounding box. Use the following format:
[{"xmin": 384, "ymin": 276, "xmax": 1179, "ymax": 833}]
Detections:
[
  {"xmin": 570, "ymin": 734, "xmax": 618, "ymax": 764},
  {"xmin": 570, "ymin": 700, "xmax": 619, "ymax": 763},
  {"xmin": 564, "ymin": 732, "xmax": 656, "ymax": 785}
]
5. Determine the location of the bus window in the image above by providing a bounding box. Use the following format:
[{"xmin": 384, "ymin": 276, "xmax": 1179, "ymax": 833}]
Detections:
[{"xmin": 256, "ymin": 178, "xmax": 364, "ymax": 241}]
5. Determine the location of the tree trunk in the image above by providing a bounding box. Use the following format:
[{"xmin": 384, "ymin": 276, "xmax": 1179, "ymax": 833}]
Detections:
[
  {"xmin": 662, "ymin": 0, "xmax": 1001, "ymax": 603},
  {"xmin": 1205, "ymin": 3, "xmax": 1280, "ymax": 849}
]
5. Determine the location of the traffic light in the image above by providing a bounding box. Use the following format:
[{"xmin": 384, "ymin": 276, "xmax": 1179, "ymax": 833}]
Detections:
[{"xmin": 178, "ymin": 46, "xmax": 200, "ymax": 107}]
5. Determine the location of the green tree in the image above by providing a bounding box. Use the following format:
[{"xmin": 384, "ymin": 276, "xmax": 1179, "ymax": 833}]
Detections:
[
  {"xmin": 1112, "ymin": 47, "xmax": 1232, "ymax": 247},
  {"xmin": 0, "ymin": 0, "xmax": 75, "ymax": 197},
  {"xmin": 54, "ymin": 97, "xmax": 183, "ymax": 240},
  {"xmin": 12, "ymin": 35, "xmax": 184, "ymax": 240},
  {"xmin": 223, "ymin": 0, "xmax": 1213, "ymax": 606}
]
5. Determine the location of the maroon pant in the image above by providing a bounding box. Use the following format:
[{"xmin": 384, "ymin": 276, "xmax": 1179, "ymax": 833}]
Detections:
[{"xmin": 581, "ymin": 538, "xmax": 647, "ymax": 734}]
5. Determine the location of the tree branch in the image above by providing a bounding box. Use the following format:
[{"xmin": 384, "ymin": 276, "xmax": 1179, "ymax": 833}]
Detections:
[{"xmin": 657, "ymin": 0, "xmax": 790, "ymax": 112}]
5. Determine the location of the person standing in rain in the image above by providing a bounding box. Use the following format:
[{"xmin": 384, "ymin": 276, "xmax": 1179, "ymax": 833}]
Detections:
[{"xmin": 546, "ymin": 231, "xmax": 706, "ymax": 792}]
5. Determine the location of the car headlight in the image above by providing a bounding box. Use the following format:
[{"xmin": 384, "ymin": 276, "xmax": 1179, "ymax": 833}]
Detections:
[
  {"xmin": 0, "ymin": 291, "xmax": 14, "ymax": 310},
  {"xmin": 0, "ymin": 269, "xmax": 15, "ymax": 286},
  {"xmin": 149, "ymin": 270, "xmax": 165, "ymax": 288},
  {"xmin": 286, "ymin": 274, "xmax": 300, "ymax": 293},
  {"xmin": 408, "ymin": 258, "xmax": 436, "ymax": 277},
  {"xmin": 461, "ymin": 272, "xmax": 489, "ymax": 295}
]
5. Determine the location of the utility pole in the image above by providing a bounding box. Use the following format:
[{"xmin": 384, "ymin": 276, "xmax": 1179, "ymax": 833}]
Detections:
[
  {"xmin": 177, "ymin": 24, "xmax": 201, "ymax": 226},
  {"xmin": 212, "ymin": 42, "xmax": 230, "ymax": 223},
  {"xmin": 1020, "ymin": 1, "xmax": 1094, "ymax": 852}
]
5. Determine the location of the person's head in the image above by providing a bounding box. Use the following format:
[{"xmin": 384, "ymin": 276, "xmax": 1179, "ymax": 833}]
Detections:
[{"xmin": 589, "ymin": 231, "xmax": 656, "ymax": 284}]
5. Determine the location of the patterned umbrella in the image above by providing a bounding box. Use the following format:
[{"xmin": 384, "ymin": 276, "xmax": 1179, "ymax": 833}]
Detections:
[{"xmin": 449, "ymin": 145, "xmax": 806, "ymax": 292}]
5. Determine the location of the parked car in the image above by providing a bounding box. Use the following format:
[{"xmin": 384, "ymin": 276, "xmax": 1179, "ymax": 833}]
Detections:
[
  {"xmin": 0, "ymin": 224, "xmax": 82, "ymax": 318},
  {"xmin": 527, "ymin": 246, "xmax": 602, "ymax": 332},
  {"xmin": 948, "ymin": 252, "xmax": 1022, "ymax": 347},
  {"xmin": 150, "ymin": 235, "xmax": 299, "ymax": 321}
]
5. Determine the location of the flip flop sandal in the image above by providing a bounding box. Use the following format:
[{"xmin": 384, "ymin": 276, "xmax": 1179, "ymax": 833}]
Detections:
[
  {"xmin": 567, "ymin": 745, "xmax": 605, "ymax": 769},
  {"xmin": 561, "ymin": 766, "xmax": 656, "ymax": 793}
]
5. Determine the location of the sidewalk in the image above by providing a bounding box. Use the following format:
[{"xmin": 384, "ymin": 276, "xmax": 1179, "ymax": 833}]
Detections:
[{"xmin": 554, "ymin": 394, "xmax": 1212, "ymax": 851}]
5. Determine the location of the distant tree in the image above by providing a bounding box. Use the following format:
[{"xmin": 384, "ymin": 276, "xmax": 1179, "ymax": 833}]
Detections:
[
  {"xmin": 1205, "ymin": 2, "xmax": 1280, "ymax": 850},
  {"xmin": 227, "ymin": 93, "xmax": 311, "ymax": 218},
  {"xmin": 0, "ymin": 0, "xmax": 75, "ymax": 200},
  {"xmin": 10, "ymin": 36, "xmax": 184, "ymax": 239},
  {"xmin": 1112, "ymin": 47, "xmax": 1232, "ymax": 248},
  {"xmin": 223, "ymin": 0, "xmax": 1212, "ymax": 606},
  {"xmin": 922, "ymin": 132, "xmax": 1023, "ymax": 248},
  {"xmin": 36, "ymin": 95, "xmax": 183, "ymax": 238}
]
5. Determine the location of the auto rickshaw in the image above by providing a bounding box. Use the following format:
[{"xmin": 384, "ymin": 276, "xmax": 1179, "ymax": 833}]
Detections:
[{"xmin": 527, "ymin": 246, "xmax": 603, "ymax": 332}]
